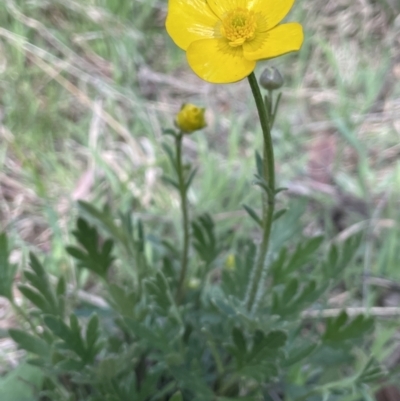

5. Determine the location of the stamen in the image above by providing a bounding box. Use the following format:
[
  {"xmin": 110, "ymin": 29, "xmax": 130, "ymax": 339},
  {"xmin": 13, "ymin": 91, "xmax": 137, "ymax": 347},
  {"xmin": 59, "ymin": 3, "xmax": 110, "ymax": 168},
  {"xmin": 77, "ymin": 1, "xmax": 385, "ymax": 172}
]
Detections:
[{"xmin": 220, "ymin": 8, "xmax": 257, "ymax": 47}]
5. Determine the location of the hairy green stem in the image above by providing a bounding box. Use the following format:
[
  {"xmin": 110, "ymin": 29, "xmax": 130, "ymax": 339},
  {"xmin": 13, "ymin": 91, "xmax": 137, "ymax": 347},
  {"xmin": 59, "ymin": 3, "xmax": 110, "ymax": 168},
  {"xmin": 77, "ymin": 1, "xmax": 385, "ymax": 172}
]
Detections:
[
  {"xmin": 245, "ymin": 72, "xmax": 276, "ymax": 312},
  {"xmin": 175, "ymin": 133, "xmax": 190, "ymax": 303}
]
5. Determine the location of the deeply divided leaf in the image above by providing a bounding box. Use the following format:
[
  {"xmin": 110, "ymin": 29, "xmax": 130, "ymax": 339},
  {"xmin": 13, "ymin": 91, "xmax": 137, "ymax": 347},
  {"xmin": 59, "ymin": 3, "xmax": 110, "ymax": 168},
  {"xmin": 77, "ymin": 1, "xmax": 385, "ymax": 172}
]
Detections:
[{"xmin": 67, "ymin": 217, "xmax": 114, "ymax": 278}]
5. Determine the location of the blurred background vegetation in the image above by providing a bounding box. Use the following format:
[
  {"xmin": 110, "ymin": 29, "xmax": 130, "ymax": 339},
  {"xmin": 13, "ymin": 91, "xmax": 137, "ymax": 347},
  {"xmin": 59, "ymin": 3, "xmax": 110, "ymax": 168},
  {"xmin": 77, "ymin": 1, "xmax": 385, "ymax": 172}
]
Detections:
[{"xmin": 1, "ymin": 0, "xmax": 400, "ymax": 399}]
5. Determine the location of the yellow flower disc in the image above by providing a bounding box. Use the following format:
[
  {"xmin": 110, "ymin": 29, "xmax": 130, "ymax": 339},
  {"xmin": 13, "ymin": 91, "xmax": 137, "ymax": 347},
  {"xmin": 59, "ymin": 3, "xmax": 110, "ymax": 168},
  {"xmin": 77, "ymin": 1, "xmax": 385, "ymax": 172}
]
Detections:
[
  {"xmin": 220, "ymin": 8, "xmax": 257, "ymax": 47},
  {"xmin": 175, "ymin": 103, "xmax": 206, "ymax": 134},
  {"xmin": 166, "ymin": 0, "xmax": 304, "ymax": 83}
]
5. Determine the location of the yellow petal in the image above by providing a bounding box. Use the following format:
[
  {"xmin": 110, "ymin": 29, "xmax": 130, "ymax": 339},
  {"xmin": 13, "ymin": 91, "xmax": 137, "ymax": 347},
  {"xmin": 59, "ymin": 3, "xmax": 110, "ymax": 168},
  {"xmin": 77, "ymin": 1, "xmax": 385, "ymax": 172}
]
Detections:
[
  {"xmin": 249, "ymin": 0, "xmax": 296, "ymax": 30},
  {"xmin": 206, "ymin": 0, "xmax": 249, "ymax": 18},
  {"xmin": 243, "ymin": 23, "xmax": 303, "ymax": 61},
  {"xmin": 166, "ymin": 0, "xmax": 219, "ymax": 50},
  {"xmin": 187, "ymin": 38, "xmax": 256, "ymax": 83}
]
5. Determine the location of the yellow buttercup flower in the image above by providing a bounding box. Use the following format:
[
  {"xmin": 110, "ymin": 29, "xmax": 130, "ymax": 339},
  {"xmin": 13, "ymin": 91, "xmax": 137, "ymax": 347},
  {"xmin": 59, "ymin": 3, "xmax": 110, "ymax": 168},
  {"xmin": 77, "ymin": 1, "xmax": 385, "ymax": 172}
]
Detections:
[
  {"xmin": 175, "ymin": 103, "xmax": 206, "ymax": 133},
  {"xmin": 166, "ymin": 0, "xmax": 304, "ymax": 84}
]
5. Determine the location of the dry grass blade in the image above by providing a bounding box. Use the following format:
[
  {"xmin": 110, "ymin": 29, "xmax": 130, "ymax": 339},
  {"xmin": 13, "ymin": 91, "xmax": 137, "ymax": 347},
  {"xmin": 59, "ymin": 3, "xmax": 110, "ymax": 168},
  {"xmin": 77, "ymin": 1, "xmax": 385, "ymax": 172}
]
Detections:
[
  {"xmin": 302, "ymin": 306, "xmax": 400, "ymax": 319},
  {"xmin": 27, "ymin": 54, "xmax": 146, "ymax": 163}
]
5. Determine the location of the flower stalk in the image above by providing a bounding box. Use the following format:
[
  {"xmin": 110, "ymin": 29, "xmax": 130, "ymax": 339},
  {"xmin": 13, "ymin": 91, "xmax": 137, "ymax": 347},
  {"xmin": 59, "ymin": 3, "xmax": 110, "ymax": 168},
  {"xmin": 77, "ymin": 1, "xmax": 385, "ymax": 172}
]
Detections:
[
  {"xmin": 175, "ymin": 132, "xmax": 190, "ymax": 303},
  {"xmin": 245, "ymin": 72, "xmax": 276, "ymax": 313}
]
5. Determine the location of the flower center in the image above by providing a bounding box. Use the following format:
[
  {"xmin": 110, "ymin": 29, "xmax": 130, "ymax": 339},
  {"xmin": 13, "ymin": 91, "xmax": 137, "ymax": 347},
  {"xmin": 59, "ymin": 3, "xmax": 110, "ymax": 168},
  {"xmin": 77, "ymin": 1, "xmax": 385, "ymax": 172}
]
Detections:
[{"xmin": 220, "ymin": 8, "xmax": 257, "ymax": 47}]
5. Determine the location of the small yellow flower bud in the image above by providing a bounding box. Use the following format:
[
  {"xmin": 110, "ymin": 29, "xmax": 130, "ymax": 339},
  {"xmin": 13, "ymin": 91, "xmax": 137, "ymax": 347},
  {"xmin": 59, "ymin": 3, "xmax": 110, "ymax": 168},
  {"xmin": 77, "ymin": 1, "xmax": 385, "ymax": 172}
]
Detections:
[
  {"xmin": 175, "ymin": 103, "xmax": 206, "ymax": 134},
  {"xmin": 259, "ymin": 67, "xmax": 284, "ymax": 91},
  {"xmin": 225, "ymin": 254, "xmax": 236, "ymax": 271}
]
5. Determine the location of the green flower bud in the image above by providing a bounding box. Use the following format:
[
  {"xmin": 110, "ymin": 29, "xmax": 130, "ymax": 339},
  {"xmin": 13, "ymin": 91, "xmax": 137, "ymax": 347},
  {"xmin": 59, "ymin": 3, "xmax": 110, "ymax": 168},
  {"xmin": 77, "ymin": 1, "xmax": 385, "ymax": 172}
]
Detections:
[
  {"xmin": 259, "ymin": 66, "xmax": 284, "ymax": 90},
  {"xmin": 188, "ymin": 278, "xmax": 201, "ymax": 289}
]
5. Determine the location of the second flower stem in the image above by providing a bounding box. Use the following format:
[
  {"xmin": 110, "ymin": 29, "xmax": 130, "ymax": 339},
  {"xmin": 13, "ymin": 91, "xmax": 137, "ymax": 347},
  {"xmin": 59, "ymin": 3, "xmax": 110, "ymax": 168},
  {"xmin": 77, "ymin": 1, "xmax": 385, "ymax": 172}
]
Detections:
[
  {"xmin": 175, "ymin": 133, "xmax": 190, "ymax": 304},
  {"xmin": 245, "ymin": 72, "xmax": 276, "ymax": 312}
]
